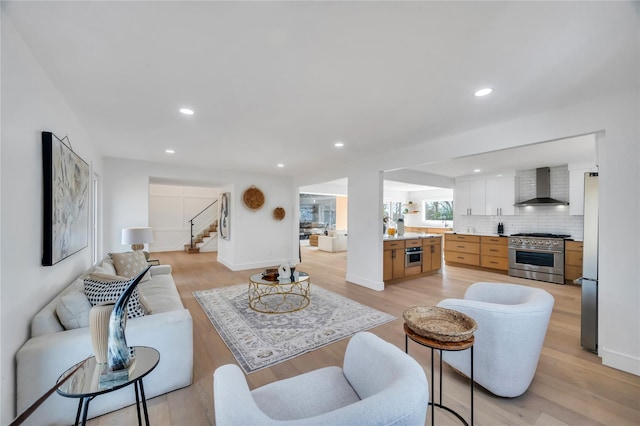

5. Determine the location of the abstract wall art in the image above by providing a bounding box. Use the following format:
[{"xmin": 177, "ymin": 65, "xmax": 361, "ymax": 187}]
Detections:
[
  {"xmin": 42, "ymin": 131, "xmax": 90, "ymax": 265},
  {"xmin": 219, "ymin": 192, "xmax": 230, "ymax": 240}
]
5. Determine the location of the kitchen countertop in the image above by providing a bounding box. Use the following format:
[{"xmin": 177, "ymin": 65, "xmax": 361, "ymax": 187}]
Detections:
[{"xmin": 383, "ymin": 232, "xmax": 442, "ymax": 241}]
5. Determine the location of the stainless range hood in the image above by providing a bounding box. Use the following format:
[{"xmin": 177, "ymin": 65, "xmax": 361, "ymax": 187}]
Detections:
[{"xmin": 515, "ymin": 167, "xmax": 569, "ymax": 207}]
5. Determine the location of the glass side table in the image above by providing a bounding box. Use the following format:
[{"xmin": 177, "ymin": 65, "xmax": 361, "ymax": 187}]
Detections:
[{"xmin": 56, "ymin": 346, "xmax": 160, "ymax": 426}]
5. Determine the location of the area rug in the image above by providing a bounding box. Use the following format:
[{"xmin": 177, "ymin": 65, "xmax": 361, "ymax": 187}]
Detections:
[{"xmin": 193, "ymin": 283, "xmax": 396, "ymax": 374}]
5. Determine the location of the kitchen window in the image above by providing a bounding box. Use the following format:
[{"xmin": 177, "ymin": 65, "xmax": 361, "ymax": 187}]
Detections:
[
  {"xmin": 383, "ymin": 201, "xmax": 403, "ymax": 223},
  {"xmin": 423, "ymin": 200, "xmax": 453, "ymax": 221}
]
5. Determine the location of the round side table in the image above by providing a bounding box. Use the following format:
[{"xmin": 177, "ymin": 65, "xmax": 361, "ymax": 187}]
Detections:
[
  {"xmin": 56, "ymin": 346, "xmax": 160, "ymax": 426},
  {"xmin": 404, "ymin": 323, "xmax": 474, "ymax": 426}
]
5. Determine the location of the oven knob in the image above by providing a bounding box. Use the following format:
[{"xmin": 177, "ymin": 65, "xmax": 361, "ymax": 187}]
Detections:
[{"xmin": 546, "ymin": 241, "xmax": 551, "ymax": 246}]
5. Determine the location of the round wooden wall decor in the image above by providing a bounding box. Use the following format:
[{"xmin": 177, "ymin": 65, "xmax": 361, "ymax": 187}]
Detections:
[
  {"xmin": 242, "ymin": 186, "xmax": 265, "ymax": 211},
  {"xmin": 273, "ymin": 206, "xmax": 285, "ymax": 221}
]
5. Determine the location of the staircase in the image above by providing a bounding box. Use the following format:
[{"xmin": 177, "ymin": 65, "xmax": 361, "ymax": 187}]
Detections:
[
  {"xmin": 184, "ymin": 222, "xmax": 218, "ymax": 253},
  {"xmin": 185, "ymin": 200, "xmax": 218, "ymax": 254}
]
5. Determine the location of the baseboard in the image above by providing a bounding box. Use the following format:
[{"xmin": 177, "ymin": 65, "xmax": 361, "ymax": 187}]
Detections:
[
  {"xmin": 601, "ymin": 347, "xmax": 640, "ymax": 376},
  {"xmin": 345, "ymin": 273, "xmax": 384, "ymax": 291},
  {"xmin": 216, "ymin": 257, "xmax": 285, "ymax": 272}
]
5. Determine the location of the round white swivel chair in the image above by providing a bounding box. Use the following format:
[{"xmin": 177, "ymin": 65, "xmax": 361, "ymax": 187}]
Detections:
[
  {"xmin": 437, "ymin": 282, "xmax": 554, "ymax": 398},
  {"xmin": 213, "ymin": 332, "xmax": 429, "ymax": 425}
]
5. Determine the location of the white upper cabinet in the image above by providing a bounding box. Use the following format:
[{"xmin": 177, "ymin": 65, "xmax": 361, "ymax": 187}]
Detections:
[
  {"xmin": 485, "ymin": 176, "xmax": 519, "ymax": 216},
  {"xmin": 455, "ymin": 179, "xmax": 486, "ymax": 215}
]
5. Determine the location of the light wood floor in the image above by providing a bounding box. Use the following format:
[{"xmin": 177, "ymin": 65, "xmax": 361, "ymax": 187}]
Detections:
[{"xmin": 89, "ymin": 247, "xmax": 640, "ymax": 425}]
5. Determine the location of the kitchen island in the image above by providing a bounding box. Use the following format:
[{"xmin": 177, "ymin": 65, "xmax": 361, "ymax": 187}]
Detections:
[{"xmin": 383, "ymin": 233, "xmax": 442, "ymax": 283}]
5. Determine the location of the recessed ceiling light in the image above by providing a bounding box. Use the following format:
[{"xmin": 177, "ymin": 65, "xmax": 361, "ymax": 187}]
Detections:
[
  {"xmin": 334, "ymin": 141, "xmax": 344, "ymax": 148},
  {"xmin": 165, "ymin": 149, "xmax": 175, "ymax": 154},
  {"xmin": 497, "ymin": 174, "xmax": 503, "ymax": 177},
  {"xmin": 474, "ymin": 88, "xmax": 492, "ymax": 97},
  {"xmin": 179, "ymin": 107, "xmax": 194, "ymax": 115},
  {"xmin": 473, "ymin": 169, "xmax": 481, "ymax": 173},
  {"xmin": 277, "ymin": 163, "xmax": 284, "ymax": 168}
]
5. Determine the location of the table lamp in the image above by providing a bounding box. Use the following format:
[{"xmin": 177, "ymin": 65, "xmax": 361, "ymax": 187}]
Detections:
[{"xmin": 122, "ymin": 227, "xmax": 153, "ymax": 259}]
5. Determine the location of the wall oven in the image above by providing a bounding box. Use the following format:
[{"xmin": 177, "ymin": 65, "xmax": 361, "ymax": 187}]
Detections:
[
  {"xmin": 508, "ymin": 233, "xmax": 569, "ymax": 284},
  {"xmin": 405, "ymin": 247, "xmax": 423, "ymax": 268}
]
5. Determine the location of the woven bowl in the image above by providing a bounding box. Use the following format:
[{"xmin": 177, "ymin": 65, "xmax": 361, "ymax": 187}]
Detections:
[{"xmin": 403, "ymin": 306, "xmax": 477, "ymax": 342}]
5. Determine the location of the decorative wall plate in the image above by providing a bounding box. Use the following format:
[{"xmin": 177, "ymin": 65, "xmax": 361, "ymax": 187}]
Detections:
[
  {"xmin": 273, "ymin": 206, "xmax": 285, "ymax": 221},
  {"xmin": 242, "ymin": 186, "xmax": 265, "ymax": 211}
]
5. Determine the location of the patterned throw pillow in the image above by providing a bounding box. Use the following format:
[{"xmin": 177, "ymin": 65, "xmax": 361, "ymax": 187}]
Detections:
[
  {"xmin": 110, "ymin": 251, "xmax": 151, "ymax": 282},
  {"xmin": 84, "ymin": 273, "xmax": 146, "ymax": 319}
]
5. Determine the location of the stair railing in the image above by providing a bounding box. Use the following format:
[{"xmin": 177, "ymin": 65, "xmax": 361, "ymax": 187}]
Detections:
[{"xmin": 189, "ymin": 200, "xmax": 218, "ymax": 249}]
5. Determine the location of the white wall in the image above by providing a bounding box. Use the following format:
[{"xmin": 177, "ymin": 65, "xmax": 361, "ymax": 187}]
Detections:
[
  {"xmin": 345, "ymin": 170, "xmax": 385, "ymax": 291},
  {"xmin": 103, "ymin": 158, "xmax": 296, "ymax": 271},
  {"xmin": 149, "ymin": 184, "xmax": 219, "ymax": 252},
  {"xmin": 0, "ymin": 16, "xmax": 103, "ymax": 423},
  {"xmin": 298, "ymin": 90, "xmax": 640, "ymax": 375}
]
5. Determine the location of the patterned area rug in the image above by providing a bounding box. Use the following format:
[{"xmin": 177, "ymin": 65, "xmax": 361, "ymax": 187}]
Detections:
[{"xmin": 194, "ymin": 283, "xmax": 396, "ymax": 374}]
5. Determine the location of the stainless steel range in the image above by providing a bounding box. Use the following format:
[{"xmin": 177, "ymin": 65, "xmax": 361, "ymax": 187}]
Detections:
[{"xmin": 508, "ymin": 233, "xmax": 570, "ymax": 284}]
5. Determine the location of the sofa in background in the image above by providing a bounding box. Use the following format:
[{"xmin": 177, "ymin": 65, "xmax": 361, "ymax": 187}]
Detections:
[
  {"xmin": 318, "ymin": 230, "xmax": 347, "ymax": 252},
  {"xmin": 16, "ymin": 256, "xmax": 193, "ymax": 425}
]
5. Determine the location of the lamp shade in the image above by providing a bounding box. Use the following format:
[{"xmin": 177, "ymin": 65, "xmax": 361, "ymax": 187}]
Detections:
[{"xmin": 122, "ymin": 227, "xmax": 154, "ymax": 245}]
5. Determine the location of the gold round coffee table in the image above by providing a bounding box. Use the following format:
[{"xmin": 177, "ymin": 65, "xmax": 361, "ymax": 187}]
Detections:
[{"xmin": 248, "ymin": 272, "xmax": 310, "ymax": 314}]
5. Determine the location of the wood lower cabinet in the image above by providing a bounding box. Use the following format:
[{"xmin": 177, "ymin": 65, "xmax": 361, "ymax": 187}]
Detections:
[
  {"xmin": 480, "ymin": 236, "xmax": 509, "ymax": 271},
  {"xmin": 422, "ymin": 237, "xmax": 442, "ymax": 273},
  {"xmin": 383, "ymin": 240, "xmax": 405, "ymax": 281},
  {"xmin": 565, "ymin": 241, "xmax": 583, "ymax": 283},
  {"xmin": 384, "ymin": 237, "xmax": 442, "ymax": 282},
  {"xmin": 444, "ymin": 234, "xmax": 480, "ymax": 266}
]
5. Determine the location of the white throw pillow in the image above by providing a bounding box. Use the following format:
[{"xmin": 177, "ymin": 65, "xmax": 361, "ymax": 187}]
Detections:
[
  {"xmin": 56, "ymin": 291, "xmax": 92, "ymax": 330},
  {"xmin": 99, "ymin": 258, "xmax": 117, "ymax": 276}
]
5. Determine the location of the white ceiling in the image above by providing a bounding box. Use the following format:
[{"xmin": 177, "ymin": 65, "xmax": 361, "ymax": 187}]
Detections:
[
  {"xmin": 407, "ymin": 134, "xmax": 597, "ymax": 178},
  {"xmin": 3, "ymin": 1, "xmax": 638, "ymax": 178}
]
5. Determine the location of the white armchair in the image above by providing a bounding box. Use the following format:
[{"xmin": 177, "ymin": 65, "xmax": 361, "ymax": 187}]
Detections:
[
  {"xmin": 318, "ymin": 230, "xmax": 347, "ymax": 252},
  {"xmin": 213, "ymin": 332, "xmax": 429, "ymax": 425},
  {"xmin": 437, "ymin": 282, "xmax": 554, "ymax": 398}
]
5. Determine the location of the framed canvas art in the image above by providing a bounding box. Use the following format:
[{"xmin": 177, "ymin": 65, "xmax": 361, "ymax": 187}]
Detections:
[
  {"xmin": 42, "ymin": 131, "xmax": 90, "ymax": 265},
  {"xmin": 219, "ymin": 192, "xmax": 230, "ymax": 240}
]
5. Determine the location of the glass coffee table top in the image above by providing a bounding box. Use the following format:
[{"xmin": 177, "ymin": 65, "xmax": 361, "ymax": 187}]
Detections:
[{"xmin": 57, "ymin": 346, "xmax": 160, "ymax": 398}]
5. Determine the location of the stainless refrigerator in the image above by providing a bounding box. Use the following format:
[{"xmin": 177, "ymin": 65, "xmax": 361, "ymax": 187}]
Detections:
[{"xmin": 581, "ymin": 172, "xmax": 599, "ymax": 352}]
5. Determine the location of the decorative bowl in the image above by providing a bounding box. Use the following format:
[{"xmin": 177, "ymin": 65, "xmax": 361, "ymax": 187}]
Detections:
[
  {"xmin": 403, "ymin": 306, "xmax": 477, "ymax": 342},
  {"xmin": 262, "ymin": 269, "xmax": 279, "ymax": 281}
]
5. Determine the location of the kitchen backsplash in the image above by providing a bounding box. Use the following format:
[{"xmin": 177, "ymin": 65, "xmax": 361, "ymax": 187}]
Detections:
[{"xmin": 454, "ymin": 166, "xmax": 585, "ymax": 240}]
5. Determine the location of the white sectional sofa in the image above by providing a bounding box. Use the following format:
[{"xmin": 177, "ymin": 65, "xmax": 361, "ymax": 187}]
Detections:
[
  {"xmin": 16, "ymin": 259, "xmax": 193, "ymax": 425},
  {"xmin": 318, "ymin": 230, "xmax": 347, "ymax": 252}
]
